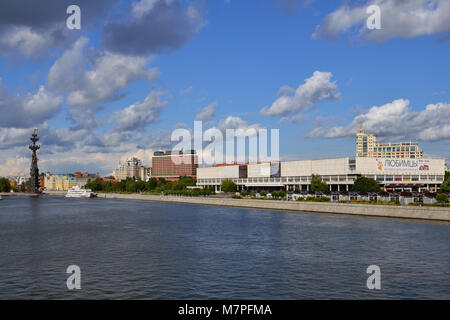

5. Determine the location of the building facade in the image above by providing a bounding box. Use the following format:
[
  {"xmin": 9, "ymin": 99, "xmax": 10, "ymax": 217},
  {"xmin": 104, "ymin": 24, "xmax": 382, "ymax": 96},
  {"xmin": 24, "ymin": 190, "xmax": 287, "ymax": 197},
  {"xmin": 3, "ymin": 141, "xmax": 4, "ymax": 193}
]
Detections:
[
  {"xmin": 43, "ymin": 173, "xmax": 89, "ymax": 191},
  {"xmin": 114, "ymin": 157, "xmax": 151, "ymax": 181},
  {"xmin": 196, "ymin": 157, "xmax": 445, "ymax": 192},
  {"xmin": 151, "ymin": 150, "xmax": 198, "ymax": 181},
  {"xmin": 356, "ymin": 125, "xmax": 423, "ymax": 158}
]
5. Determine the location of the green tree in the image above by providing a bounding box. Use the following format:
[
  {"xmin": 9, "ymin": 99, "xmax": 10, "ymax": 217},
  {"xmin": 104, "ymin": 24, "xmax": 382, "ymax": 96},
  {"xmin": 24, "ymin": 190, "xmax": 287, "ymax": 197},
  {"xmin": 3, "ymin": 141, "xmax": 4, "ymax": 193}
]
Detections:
[
  {"xmin": 441, "ymin": 173, "xmax": 450, "ymax": 192},
  {"xmin": 145, "ymin": 178, "xmax": 158, "ymax": 191},
  {"xmin": 85, "ymin": 178, "xmax": 104, "ymax": 192},
  {"xmin": 352, "ymin": 177, "xmax": 380, "ymax": 192},
  {"xmin": 436, "ymin": 193, "xmax": 448, "ymax": 203},
  {"xmin": 310, "ymin": 174, "xmax": 328, "ymax": 192},
  {"xmin": 221, "ymin": 179, "xmax": 237, "ymax": 192},
  {"xmin": 0, "ymin": 177, "xmax": 11, "ymax": 192},
  {"xmin": 178, "ymin": 176, "xmax": 195, "ymax": 186}
]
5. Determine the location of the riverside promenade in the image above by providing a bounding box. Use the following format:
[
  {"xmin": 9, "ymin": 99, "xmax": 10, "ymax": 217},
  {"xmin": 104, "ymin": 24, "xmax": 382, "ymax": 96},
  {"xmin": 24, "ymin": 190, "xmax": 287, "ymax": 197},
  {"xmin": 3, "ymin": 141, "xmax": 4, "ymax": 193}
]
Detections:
[{"xmin": 42, "ymin": 191, "xmax": 450, "ymax": 222}]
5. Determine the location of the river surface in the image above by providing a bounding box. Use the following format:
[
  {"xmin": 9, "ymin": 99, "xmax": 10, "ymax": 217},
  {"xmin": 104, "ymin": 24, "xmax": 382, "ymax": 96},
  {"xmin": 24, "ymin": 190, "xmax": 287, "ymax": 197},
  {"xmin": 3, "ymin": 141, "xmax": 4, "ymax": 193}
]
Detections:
[{"xmin": 0, "ymin": 195, "xmax": 448, "ymax": 299}]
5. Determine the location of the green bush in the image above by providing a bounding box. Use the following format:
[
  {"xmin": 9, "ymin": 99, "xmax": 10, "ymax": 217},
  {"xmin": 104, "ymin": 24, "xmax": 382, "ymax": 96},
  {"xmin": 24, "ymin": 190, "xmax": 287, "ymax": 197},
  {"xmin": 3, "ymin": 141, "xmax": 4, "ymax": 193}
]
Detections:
[
  {"xmin": 440, "ymin": 178, "xmax": 450, "ymax": 192},
  {"xmin": 297, "ymin": 196, "xmax": 330, "ymax": 202},
  {"xmin": 271, "ymin": 190, "xmax": 287, "ymax": 198},
  {"xmin": 310, "ymin": 175, "xmax": 328, "ymax": 192},
  {"xmin": 221, "ymin": 179, "xmax": 237, "ymax": 192},
  {"xmin": 232, "ymin": 195, "xmax": 243, "ymax": 199},
  {"xmin": 435, "ymin": 193, "xmax": 449, "ymax": 203},
  {"xmin": 352, "ymin": 177, "xmax": 380, "ymax": 192}
]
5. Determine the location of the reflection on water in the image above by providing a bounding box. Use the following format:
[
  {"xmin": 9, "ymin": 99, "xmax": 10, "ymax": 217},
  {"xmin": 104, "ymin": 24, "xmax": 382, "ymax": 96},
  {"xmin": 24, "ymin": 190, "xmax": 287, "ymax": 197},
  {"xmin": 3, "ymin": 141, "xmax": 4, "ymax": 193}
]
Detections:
[{"xmin": 0, "ymin": 195, "xmax": 449, "ymax": 299}]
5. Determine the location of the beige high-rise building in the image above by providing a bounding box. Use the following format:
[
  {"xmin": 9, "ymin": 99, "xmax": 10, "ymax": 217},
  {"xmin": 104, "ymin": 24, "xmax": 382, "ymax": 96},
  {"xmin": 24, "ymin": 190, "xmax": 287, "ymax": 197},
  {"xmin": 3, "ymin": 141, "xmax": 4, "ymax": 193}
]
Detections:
[
  {"xmin": 114, "ymin": 157, "xmax": 151, "ymax": 181},
  {"xmin": 356, "ymin": 124, "xmax": 423, "ymax": 158}
]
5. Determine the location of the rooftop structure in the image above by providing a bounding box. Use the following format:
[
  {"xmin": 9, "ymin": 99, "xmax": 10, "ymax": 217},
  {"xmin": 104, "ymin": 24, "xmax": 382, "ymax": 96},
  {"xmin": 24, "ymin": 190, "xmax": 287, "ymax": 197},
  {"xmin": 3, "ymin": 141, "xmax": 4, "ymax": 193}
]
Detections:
[{"xmin": 356, "ymin": 124, "xmax": 423, "ymax": 158}]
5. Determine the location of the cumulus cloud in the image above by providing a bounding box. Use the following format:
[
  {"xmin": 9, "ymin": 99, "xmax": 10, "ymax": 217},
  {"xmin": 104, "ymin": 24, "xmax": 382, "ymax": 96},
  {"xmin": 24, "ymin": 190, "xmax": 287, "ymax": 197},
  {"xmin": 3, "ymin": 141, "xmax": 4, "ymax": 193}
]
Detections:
[
  {"xmin": 313, "ymin": 0, "xmax": 450, "ymax": 42},
  {"xmin": 279, "ymin": 113, "xmax": 309, "ymax": 124},
  {"xmin": 137, "ymin": 128, "xmax": 176, "ymax": 150},
  {"xmin": 308, "ymin": 99, "xmax": 450, "ymax": 142},
  {"xmin": 102, "ymin": 0, "xmax": 205, "ymax": 55},
  {"xmin": 0, "ymin": 26, "xmax": 62, "ymax": 58},
  {"xmin": 0, "ymin": 0, "xmax": 119, "ymax": 57},
  {"xmin": 48, "ymin": 38, "xmax": 160, "ymax": 107},
  {"xmin": 0, "ymin": 127, "xmax": 37, "ymax": 150},
  {"xmin": 67, "ymin": 105, "xmax": 104, "ymax": 130},
  {"xmin": 195, "ymin": 102, "xmax": 218, "ymax": 123},
  {"xmin": 216, "ymin": 116, "xmax": 264, "ymax": 136},
  {"xmin": 0, "ymin": 79, "xmax": 62, "ymax": 128},
  {"xmin": 115, "ymin": 91, "xmax": 168, "ymax": 132},
  {"xmin": 0, "ymin": 156, "xmax": 29, "ymax": 176},
  {"xmin": 260, "ymin": 71, "xmax": 340, "ymax": 117}
]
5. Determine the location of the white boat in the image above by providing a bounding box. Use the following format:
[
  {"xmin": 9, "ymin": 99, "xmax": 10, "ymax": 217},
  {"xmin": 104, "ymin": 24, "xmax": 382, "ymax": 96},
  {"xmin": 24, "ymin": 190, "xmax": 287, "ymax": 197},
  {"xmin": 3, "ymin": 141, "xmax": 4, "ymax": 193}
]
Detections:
[{"xmin": 65, "ymin": 186, "xmax": 94, "ymax": 198}]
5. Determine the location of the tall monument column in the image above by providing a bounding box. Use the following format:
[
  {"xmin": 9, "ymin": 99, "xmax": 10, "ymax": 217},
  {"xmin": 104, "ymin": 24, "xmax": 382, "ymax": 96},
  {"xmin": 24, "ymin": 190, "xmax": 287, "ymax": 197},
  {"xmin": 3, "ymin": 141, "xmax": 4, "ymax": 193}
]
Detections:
[{"xmin": 29, "ymin": 129, "xmax": 40, "ymax": 193}]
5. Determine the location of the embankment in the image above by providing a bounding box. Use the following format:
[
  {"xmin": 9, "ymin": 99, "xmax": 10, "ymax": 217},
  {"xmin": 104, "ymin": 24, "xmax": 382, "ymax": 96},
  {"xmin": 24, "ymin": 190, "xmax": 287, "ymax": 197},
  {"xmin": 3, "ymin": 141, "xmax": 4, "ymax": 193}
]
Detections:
[{"xmin": 42, "ymin": 192, "xmax": 450, "ymax": 222}]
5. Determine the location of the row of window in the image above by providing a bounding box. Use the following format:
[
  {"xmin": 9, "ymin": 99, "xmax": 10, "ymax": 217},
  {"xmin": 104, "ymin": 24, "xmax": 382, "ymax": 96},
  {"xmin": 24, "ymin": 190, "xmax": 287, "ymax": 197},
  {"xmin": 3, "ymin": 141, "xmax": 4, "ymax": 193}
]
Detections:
[{"xmin": 197, "ymin": 175, "xmax": 444, "ymax": 184}]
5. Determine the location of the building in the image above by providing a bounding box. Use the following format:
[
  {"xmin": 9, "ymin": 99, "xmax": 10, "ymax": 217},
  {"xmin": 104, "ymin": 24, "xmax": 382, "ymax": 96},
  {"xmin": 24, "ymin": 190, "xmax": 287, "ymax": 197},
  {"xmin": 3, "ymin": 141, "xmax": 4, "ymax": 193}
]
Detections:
[
  {"xmin": 151, "ymin": 150, "xmax": 198, "ymax": 181},
  {"xmin": 113, "ymin": 157, "xmax": 151, "ymax": 181},
  {"xmin": 196, "ymin": 157, "xmax": 446, "ymax": 192},
  {"xmin": 356, "ymin": 124, "xmax": 423, "ymax": 158},
  {"xmin": 43, "ymin": 173, "xmax": 89, "ymax": 191}
]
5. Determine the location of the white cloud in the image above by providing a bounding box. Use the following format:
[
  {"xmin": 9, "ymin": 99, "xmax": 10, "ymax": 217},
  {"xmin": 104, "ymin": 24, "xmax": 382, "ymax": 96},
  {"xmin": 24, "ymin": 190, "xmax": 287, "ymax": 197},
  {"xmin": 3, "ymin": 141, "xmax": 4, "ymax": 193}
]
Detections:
[
  {"xmin": 260, "ymin": 71, "xmax": 340, "ymax": 117},
  {"xmin": 0, "ymin": 156, "xmax": 29, "ymax": 177},
  {"xmin": 216, "ymin": 116, "xmax": 264, "ymax": 136},
  {"xmin": 0, "ymin": 79, "xmax": 62, "ymax": 128},
  {"xmin": 313, "ymin": 0, "xmax": 450, "ymax": 42},
  {"xmin": 48, "ymin": 37, "xmax": 160, "ymax": 107},
  {"xmin": 308, "ymin": 99, "xmax": 450, "ymax": 142},
  {"xmin": 119, "ymin": 148, "xmax": 154, "ymax": 166},
  {"xmin": 115, "ymin": 91, "xmax": 168, "ymax": 132},
  {"xmin": 195, "ymin": 102, "xmax": 217, "ymax": 123},
  {"xmin": 0, "ymin": 26, "xmax": 54, "ymax": 58}
]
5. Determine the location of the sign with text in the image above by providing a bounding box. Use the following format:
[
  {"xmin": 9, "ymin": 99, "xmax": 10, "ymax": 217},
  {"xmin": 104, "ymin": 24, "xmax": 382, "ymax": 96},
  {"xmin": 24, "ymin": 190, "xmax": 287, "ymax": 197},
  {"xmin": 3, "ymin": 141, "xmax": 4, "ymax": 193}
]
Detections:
[{"xmin": 375, "ymin": 158, "xmax": 430, "ymax": 172}]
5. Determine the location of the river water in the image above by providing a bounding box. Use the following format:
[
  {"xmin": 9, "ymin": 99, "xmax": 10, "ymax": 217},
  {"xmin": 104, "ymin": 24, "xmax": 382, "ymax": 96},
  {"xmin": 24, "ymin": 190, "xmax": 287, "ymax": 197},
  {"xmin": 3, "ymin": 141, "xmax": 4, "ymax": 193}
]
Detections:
[{"xmin": 0, "ymin": 195, "xmax": 448, "ymax": 299}]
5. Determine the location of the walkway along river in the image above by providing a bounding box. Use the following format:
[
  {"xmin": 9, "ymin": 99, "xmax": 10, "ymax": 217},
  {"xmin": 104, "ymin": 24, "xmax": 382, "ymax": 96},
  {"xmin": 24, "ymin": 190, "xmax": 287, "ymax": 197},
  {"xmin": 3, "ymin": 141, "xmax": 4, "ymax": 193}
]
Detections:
[{"xmin": 42, "ymin": 191, "xmax": 450, "ymax": 222}]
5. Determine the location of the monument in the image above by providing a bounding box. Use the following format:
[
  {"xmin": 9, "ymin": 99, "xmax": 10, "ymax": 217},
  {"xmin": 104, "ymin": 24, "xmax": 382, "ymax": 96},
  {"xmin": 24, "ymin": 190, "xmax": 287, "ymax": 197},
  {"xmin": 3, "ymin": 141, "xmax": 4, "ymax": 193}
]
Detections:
[{"xmin": 29, "ymin": 129, "xmax": 40, "ymax": 193}]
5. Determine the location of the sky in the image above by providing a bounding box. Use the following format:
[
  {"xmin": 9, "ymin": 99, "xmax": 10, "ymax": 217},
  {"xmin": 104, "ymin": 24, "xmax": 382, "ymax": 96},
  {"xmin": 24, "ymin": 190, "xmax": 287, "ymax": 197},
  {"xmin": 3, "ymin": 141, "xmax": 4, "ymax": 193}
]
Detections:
[{"xmin": 0, "ymin": 0, "xmax": 449, "ymax": 176}]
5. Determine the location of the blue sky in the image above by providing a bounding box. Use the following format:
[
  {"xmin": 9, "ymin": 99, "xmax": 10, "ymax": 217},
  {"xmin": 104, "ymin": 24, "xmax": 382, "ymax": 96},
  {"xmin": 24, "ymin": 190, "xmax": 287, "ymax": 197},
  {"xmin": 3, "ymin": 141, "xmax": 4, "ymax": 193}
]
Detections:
[{"xmin": 0, "ymin": 0, "xmax": 449, "ymax": 176}]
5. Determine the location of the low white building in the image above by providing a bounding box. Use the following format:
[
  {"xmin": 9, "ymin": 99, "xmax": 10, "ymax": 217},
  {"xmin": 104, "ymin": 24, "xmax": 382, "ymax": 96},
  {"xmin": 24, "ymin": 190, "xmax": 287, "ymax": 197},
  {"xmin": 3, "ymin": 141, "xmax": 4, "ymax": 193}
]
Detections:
[{"xmin": 196, "ymin": 157, "xmax": 446, "ymax": 192}]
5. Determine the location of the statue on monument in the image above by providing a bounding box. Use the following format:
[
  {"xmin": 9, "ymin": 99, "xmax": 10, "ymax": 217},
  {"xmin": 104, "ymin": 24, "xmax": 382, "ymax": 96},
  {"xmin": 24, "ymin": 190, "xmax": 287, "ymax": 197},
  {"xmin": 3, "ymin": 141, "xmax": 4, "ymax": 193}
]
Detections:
[{"xmin": 29, "ymin": 128, "xmax": 40, "ymax": 193}]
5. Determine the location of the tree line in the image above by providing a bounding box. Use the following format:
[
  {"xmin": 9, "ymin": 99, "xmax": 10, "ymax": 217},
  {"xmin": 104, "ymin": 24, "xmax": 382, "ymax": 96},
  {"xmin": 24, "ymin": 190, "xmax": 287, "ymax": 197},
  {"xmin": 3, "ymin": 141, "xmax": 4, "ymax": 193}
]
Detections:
[{"xmin": 84, "ymin": 176, "xmax": 214, "ymax": 195}]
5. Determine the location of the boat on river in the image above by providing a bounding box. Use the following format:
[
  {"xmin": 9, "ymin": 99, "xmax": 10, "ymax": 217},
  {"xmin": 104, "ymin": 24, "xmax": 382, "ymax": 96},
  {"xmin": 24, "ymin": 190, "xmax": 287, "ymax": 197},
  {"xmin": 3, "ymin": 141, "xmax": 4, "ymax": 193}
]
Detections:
[{"xmin": 65, "ymin": 186, "xmax": 94, "ymax": 198}]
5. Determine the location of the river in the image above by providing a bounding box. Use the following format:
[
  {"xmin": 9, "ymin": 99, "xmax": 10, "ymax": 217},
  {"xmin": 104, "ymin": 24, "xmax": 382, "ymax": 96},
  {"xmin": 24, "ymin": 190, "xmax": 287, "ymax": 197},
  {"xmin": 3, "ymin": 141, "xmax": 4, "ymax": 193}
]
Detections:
[{"xmin": 0, "ymin": 195, "xmax": 448, "ymax": 299}]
